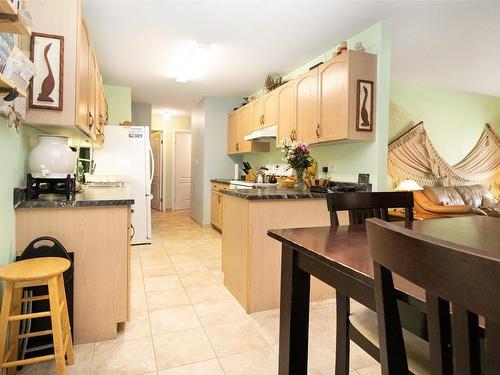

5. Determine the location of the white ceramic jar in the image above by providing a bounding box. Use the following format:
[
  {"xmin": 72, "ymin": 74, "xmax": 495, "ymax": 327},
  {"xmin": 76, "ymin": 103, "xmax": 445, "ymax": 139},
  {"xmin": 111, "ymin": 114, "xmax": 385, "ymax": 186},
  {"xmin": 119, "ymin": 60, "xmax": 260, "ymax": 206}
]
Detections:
[{"xmin": 29, "ymin": 135, "xmax": 76, "ymax": 178}]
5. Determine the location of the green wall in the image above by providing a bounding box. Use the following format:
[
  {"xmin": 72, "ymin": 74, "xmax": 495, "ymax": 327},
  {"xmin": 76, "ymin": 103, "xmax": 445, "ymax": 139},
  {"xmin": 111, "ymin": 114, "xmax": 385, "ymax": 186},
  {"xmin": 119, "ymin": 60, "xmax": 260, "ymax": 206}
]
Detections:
[
  {"xmin": 390, "ymin": 80, "xmax": 500, "ymax": 165},
  {"xmin": 152, "ymin": 115, "xmax": 191, "ymax": 210},
  {"xmin": 104, "ymin": 85, "xmax": 132, "ymax": 125},
  {"xmin": 244, "ymin": 22, "xmax": 392, "ymax": 190},
  {"xmin": 0, "ymin": 121, "xmax": 37, "ymax": 267}
]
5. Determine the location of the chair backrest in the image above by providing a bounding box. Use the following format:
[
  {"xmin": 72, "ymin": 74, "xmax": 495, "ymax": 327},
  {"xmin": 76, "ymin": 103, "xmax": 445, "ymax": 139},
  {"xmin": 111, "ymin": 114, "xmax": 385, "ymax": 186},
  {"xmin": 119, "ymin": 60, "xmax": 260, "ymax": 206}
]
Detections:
[
  {"xmin": 366, "ymin": 218, "xmax": 500, "ymax": 375},
  {"xmin": 326, "ymin": 191, "xmax": 414, "ymax": 226}
]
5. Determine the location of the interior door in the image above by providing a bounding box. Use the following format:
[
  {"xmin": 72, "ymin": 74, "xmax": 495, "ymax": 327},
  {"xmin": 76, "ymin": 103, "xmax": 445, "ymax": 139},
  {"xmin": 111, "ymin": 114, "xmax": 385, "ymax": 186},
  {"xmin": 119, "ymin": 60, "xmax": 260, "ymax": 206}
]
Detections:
[
  {"xmin": 174, "ymin": 132, "xmax": 192, "ymax": 211},
  {"xmin": 151, "ymin": 131, "xmax": 163, "ymax": 211}
]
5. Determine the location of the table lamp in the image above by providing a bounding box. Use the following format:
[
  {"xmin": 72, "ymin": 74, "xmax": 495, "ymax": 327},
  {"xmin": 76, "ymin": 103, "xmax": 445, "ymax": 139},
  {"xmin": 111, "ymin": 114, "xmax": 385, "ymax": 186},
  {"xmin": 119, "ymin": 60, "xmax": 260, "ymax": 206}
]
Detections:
[{"xmin": 395, "ymin": 179, "xmax": 423, "ymax": 191}]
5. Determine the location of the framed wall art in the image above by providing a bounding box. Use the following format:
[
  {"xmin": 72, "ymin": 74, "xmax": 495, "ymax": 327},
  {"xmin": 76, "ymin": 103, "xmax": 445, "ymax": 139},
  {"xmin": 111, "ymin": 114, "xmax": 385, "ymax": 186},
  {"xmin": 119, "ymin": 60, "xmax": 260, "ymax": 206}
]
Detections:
[
  {"xmin": 356, "ymin": 79, "xmax": 374, "ymax": 132},
  {"xmin": 29, "ymin": 32, "xmax": 64, "ymax": 110}
]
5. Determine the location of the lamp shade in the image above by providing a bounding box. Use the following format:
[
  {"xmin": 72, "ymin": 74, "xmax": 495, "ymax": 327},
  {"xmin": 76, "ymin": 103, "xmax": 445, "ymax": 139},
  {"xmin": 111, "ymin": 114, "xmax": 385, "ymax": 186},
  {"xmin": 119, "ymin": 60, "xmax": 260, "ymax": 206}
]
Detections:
[{"xmin": 396, "ymin": 179, "xmax": 423, "ymax": 191}]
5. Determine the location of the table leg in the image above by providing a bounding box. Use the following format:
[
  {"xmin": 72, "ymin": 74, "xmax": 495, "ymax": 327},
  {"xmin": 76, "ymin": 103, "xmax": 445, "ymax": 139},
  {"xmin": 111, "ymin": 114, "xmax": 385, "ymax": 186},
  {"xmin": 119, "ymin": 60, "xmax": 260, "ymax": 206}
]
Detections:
[
  {"xmin": 278, "ymin": 245, "xmax": 311, "ymax": 375},
  {"xmin": 335, "ymin": 293, "xmax": 350, "ymax": 375}
]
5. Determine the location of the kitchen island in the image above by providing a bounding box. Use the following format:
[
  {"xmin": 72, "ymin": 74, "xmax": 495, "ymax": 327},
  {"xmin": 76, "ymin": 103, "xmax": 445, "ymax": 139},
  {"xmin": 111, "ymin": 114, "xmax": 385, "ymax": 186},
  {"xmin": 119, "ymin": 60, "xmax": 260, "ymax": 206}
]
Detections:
[
  {"xmin": 221, "ymin": 186, "xmax": 352, "ymax": 313},
  {"xmin": 14, "ymin": 186, "xmax": 133, "ymax": 344}
]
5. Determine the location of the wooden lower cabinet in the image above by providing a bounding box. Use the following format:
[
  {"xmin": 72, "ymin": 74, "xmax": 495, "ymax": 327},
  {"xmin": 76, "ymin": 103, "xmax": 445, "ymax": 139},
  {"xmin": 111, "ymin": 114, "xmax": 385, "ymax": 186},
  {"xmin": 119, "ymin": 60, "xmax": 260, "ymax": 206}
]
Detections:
[
  {"xmin": 15, "ymin": 205, "xmax": 131, "ymax": 344},
  {"xmin": 211, "ymin": 182, "xmax": 229, "ymax": 231},
  {"xmin": 222, "ymin": 195, "xmax": 349, "ymax": 313},
  {"xmin": 211, "ymin": 191, "xmax": 223, "ymax": 231}
]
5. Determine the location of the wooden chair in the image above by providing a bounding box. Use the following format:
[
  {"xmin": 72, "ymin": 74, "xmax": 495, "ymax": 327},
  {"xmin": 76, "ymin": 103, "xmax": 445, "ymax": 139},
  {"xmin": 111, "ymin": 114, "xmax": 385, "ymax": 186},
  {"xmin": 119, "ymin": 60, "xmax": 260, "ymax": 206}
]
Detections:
[
  {"xmin": 368, "ymin": 218, "xmax": 499, "ymax": 374},
  {"xmin": 327, "ymin": 191, "xmax": 414, "ymax": 226},
  {"xmin": 0, "ymin": 257, "xmax": 75, "ymax": 374},
  {"xmin": 326, "ymin": 191, "xmax": 416, "ymax": 374}
]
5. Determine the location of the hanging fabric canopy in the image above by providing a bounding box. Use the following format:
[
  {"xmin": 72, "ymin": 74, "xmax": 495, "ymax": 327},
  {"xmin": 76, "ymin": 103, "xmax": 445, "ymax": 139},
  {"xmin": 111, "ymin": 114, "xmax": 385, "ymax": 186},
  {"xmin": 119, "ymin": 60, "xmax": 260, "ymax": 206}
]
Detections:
[{"xmin": 388, "ymin": 121, "xmax": 500, "ymax": 188}]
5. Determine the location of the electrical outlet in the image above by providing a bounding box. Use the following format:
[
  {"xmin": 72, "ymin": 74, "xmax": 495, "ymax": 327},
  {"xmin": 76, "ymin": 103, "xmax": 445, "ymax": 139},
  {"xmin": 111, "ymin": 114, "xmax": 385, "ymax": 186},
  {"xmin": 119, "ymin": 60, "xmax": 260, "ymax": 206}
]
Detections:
[{"xmin": 328, "ymin": 161, "xmax": 336, "ymax": 172}]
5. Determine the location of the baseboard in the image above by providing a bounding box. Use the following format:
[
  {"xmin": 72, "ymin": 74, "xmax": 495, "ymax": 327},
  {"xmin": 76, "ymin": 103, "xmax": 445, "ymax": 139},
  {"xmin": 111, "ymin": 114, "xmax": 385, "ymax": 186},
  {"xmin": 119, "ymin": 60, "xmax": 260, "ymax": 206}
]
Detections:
[{"xmin": 190, "ymin": 215, "xmax": 211, "ymax": 228}]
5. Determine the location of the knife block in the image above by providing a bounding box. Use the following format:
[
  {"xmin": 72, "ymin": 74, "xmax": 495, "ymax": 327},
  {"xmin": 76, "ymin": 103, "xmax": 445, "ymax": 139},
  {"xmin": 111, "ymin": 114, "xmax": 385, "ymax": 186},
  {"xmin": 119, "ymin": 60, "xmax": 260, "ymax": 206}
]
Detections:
[{"xmin": 245, "ymin": 170, "xmax": 256, "ymax": 182}]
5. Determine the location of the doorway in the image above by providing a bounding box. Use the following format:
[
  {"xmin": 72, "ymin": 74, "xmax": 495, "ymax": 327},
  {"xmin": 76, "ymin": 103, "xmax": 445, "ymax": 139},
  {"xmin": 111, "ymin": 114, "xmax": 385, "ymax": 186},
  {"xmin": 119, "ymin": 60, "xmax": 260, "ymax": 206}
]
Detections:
[
  {"xmin": 173, "ymin": 131, "xmax": 191, "ymax": 211},
  {"xmin": 151, "ymin": 130, "xmax": 163, "ymax": 211}
]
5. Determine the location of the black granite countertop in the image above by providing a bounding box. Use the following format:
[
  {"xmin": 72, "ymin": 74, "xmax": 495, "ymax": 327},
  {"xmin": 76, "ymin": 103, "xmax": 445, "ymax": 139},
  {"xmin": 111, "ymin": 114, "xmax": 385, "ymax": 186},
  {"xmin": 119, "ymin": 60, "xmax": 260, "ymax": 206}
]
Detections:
[
  {"xmin": 220, "ymin": 187, "xmax": 326, "ymax": 200},
  {"xmin": 14, "ymin": 186, "xmax": 135, "ymax": 209}
]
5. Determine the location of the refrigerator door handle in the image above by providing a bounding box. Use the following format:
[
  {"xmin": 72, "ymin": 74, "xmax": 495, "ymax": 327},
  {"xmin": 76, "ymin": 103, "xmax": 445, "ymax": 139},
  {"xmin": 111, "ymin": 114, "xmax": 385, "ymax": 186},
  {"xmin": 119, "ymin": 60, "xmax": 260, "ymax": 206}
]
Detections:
[{"xmin": 148, "ymin": 143, "xmax": 154, "ymax": 194}]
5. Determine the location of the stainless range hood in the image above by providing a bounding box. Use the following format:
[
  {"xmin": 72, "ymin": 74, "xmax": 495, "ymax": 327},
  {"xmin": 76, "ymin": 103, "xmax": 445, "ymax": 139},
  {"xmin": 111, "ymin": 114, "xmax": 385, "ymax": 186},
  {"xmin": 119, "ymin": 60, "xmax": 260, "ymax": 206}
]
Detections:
[{"xmin": 244, "ymin": 125, "xmax": 277, "ymax": 142}]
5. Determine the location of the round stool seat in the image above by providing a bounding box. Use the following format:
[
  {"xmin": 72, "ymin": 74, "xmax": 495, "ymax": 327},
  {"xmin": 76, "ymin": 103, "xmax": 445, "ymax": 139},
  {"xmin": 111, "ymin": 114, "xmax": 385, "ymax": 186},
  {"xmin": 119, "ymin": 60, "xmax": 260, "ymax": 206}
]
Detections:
[{"xmin": 0, "ymin": 257, "xmax": 70, "ymax": 282}]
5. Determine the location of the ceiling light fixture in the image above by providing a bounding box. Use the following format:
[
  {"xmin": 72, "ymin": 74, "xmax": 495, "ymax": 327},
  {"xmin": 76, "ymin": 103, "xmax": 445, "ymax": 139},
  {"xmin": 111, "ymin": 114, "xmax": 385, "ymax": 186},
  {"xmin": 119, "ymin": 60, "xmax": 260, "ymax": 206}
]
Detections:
[
  {"xmin": 162, "ymin": 111, "xmax": 171, "ymax": 120},
  {"xmin": 176, "ymin": 41, "xmax": 211, "ymax": 83}
]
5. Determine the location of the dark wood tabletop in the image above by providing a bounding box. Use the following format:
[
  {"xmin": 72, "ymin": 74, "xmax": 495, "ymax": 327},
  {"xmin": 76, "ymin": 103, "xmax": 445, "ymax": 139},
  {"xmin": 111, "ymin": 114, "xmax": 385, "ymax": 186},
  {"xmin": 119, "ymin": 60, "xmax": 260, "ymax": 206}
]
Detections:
[
  {"xmin": 268, "ymin": 216, "xmax": 499, "ymax": 300},
  {"xmin": 268, "ymin": 215, "xmax": 499, "ymax": 374}
]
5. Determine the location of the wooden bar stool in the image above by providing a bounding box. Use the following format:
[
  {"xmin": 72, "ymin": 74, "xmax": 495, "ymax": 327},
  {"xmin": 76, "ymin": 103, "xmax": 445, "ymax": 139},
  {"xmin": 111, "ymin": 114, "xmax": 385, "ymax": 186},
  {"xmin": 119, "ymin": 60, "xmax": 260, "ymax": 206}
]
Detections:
[{"xmin": 0, "ymin": 257, "xmax": 75, "ymax": 374}]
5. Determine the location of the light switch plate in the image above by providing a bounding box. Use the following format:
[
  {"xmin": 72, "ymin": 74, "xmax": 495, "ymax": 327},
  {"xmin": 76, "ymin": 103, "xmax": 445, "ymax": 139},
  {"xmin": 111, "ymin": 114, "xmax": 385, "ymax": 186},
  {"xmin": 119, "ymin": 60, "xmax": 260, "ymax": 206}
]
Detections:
[{"xmin": 327, "ymin": 161, "xmax": 336, "ymax": 172}]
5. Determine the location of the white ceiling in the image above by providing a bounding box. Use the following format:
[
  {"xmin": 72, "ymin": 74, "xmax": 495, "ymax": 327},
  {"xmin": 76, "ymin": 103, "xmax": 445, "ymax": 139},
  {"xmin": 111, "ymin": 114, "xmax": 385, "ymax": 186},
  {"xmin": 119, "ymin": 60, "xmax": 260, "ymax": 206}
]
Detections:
[{"xmin": 82, "ymin": 1, "xmax": 500, "ymax": 116}]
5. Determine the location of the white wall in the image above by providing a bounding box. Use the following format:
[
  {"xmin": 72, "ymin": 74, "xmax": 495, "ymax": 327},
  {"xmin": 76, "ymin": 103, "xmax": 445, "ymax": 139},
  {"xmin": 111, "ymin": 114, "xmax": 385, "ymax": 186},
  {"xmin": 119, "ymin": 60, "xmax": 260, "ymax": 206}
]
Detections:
[
  {"xmin": 190, "ymin": 97, "xmax": 241, "ymax": 225},
  {"xmin": 132, "ymin": 102, "xmax": 152, "ymax": 127},
  {"xmin": 190, "ymin": 101, "xmax": 206, "ymax": 224}
]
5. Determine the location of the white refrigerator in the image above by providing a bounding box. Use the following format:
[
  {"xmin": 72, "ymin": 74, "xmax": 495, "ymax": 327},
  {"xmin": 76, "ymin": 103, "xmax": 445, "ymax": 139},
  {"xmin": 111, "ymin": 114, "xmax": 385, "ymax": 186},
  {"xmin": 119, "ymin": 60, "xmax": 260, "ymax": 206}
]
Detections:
[{"xmin": 93, "ymin": 126, "xmax": 153, "ymax": 245}]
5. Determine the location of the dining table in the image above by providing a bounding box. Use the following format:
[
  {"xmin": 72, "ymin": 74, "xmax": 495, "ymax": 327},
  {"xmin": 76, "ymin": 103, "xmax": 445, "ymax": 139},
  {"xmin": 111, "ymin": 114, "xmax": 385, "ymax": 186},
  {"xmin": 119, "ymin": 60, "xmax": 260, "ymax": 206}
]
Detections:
[{"xmin": 267, "ymin": 215, "xmax": 499, "ymax": 375}]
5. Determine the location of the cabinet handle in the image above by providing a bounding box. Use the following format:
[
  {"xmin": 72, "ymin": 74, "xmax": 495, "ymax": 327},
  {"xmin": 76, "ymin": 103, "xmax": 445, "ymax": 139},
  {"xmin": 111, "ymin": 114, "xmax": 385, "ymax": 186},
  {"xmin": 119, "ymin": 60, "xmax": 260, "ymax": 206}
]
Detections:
[
  {"xmin": 88, "ymin": 112, "xmax": 94, "ymax": 129},
  {"xmin": 236, "ymin": 142, "xmax": 239, "ymax": 151},
  {"xmin": 316, "ymin": 124, "xmax": 320, "ymax": 138},
  {"xmin": 218, "ymin": 195, "xmax": 221, "ymax": 204},
  {"xmin": 261, "ymin": 115, "xmax": 265, "ymax": 125}
]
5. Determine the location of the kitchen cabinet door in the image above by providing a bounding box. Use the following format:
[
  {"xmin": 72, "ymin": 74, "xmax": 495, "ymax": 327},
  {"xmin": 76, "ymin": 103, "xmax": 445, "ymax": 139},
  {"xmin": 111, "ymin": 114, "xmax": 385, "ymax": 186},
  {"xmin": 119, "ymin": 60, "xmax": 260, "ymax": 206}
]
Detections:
[
  {"xmin": 250, "ymin": 96, "xmax": 264, "ymax": 131},
  {"xmin": 211, "ymin": 191, "xmax": 222, "ymax": 230},
  {"xmin": 227, "ymin": 111, "xmax": 239, "ymax": 155},
  {"xmin": 87, "ymin": 50, "xmax": 97, "ymax": 140},
  {"xmin": 76, "ymin": 18, "xmax": 90, "ymax": 136},
  {"xmin": 295, "ymin": 68, "xmax": 319, "ymax": 145},
  {"xmin": 238, "ymin": 104, "xmax": 253, "ymax": 153},
  {"xmin": 262, "ymin": 90, "xmax": 277, "ymax": 128},
  {"xmin": 276, "ymin": 80, "xmax": 296, "ymax": 147},
  {"xmin": 318, "ymin": 57, "xmax": 349, "ymax": 141}
]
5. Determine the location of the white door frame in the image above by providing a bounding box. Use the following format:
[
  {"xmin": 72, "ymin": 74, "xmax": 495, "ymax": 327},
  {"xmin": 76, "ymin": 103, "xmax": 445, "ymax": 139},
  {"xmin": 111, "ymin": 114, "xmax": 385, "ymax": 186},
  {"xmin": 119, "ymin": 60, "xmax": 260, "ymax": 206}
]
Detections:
[
  {"xmin": 172, "ymin": 130, "xmax": 192, "ymax": 211},
  {"xmin": 151, "ymin": 130, "xmax": 164, "ymax": 211}
]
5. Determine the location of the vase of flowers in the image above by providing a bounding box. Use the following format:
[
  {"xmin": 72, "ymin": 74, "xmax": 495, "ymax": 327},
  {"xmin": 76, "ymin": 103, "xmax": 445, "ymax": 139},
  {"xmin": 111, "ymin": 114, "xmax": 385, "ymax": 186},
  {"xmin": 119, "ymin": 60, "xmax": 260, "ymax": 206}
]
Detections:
[{"xmin": 281, "ymin": 138, "xmax": 315, "ymax": 191}]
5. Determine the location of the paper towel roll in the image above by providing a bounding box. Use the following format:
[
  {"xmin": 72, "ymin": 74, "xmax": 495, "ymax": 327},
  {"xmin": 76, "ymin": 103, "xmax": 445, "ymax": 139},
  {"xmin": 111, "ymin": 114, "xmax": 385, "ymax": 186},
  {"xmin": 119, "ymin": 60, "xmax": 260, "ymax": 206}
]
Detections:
[{"xmin": 234, "ymin": 164, "xmax": 239, "ymax": 180}]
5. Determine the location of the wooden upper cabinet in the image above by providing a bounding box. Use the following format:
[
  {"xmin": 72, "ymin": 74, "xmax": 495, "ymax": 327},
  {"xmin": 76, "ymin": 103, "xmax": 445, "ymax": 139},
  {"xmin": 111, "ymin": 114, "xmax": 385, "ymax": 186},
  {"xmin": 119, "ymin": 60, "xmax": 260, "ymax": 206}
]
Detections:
[
  {"xmin": 262, "ymin": 90, "xmax": 278, "ymax": 128},
  {"xmin": 76, "ymin": 16, "xmax": 90, "ymax": 135},
  {"xmin": 227, "ymin": 111, "xmax": 238, "ymax": 155},
  {"xmin": 23, "ymin": 0, "xmax": 106, "ymax": 142},
  {"xmin": 276, "ymin": 80, "xmax": 296, "ymax": 147},
  {"xmin": 250, "ymin": 96, "xmax": 264, "ymax": 131},
  {"xmin": 238, "ymin": 104, "xmax": 253, "ymax": 153},
  {"xmin": 227, "ymin": 50, "xmax": 376, "ymax": 155},
  {"xmin": 87, "ymin": 50, "xmax": 97, "ymax": 139},
  {"xmin": 318, "ymin": 57, "xmax": 349, "ymax": 141},
  {"xmin": 295, "ymin": 68, "xmax": 319, "ymax": 145}
]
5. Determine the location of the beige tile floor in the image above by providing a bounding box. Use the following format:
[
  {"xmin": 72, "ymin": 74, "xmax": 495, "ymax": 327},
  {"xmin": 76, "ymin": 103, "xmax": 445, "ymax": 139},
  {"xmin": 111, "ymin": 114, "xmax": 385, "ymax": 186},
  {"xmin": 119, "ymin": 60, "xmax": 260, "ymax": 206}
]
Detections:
[{"xmin": 19, "ymin": 210, "xmax": 381, "ymax": 374}]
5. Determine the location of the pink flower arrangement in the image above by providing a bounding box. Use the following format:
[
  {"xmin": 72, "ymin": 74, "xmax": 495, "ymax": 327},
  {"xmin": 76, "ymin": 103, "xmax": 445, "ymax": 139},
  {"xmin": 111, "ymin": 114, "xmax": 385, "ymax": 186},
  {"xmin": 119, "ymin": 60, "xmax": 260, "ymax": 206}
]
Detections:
[{"xmin": 281, "ymin": 138, "xmax": 315, "ymax": 170}]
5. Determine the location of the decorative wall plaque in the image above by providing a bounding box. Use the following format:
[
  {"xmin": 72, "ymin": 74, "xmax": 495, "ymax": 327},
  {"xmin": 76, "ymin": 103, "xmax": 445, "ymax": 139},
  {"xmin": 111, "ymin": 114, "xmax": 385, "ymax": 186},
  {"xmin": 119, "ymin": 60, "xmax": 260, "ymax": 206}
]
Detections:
[
  {"xmin": 356, "ymin": 79, "xmax": 374, "ymax": 132},
  {"xmin": 29, "ymin": 32, "xmax": 64, "ymax": 110}
]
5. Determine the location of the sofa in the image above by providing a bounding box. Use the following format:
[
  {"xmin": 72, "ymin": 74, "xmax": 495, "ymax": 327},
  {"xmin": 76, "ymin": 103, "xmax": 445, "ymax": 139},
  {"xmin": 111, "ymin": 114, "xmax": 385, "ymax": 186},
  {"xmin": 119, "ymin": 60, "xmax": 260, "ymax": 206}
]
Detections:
[{"xmin": 413, "ymin": 184, "xmax": 500, "ymax": 218}]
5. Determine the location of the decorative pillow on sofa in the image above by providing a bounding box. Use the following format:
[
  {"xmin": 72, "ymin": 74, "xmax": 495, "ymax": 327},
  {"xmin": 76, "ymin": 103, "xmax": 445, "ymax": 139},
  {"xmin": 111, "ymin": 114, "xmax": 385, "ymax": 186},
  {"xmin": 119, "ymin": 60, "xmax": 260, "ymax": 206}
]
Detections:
[
  {"xmin": 454, "ymin": 185, "xmax": 495, "ymax": 208},
  {"xmin": 423, "ymin": 186, "xmax": 466, "ymax": 206},
  {"xmin": 482, "ymin": 194, "xmax": 499, "ymax": 208}
]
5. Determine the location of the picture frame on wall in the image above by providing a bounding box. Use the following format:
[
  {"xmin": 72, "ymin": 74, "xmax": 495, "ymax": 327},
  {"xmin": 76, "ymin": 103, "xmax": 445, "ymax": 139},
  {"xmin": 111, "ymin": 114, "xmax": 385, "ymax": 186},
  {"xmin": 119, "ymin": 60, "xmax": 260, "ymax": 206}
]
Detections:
[
  {"xmin": 29, "ymin": 32, "xmax": 64, "ymax": 110},
  {"xmin": 356, "ymin": 79, "xmax": 374, "ymax": 132}
]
